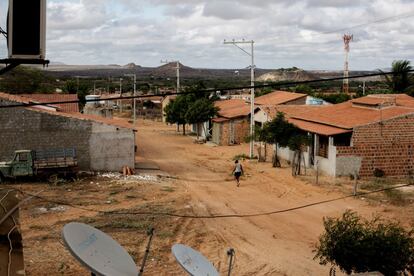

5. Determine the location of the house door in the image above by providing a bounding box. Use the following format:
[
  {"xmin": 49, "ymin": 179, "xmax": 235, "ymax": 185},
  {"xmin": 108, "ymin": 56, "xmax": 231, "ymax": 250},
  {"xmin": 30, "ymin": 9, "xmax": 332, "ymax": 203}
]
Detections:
[{"xmin": 229, "ymin": 121, "xmax": 235, "ymax": 144}]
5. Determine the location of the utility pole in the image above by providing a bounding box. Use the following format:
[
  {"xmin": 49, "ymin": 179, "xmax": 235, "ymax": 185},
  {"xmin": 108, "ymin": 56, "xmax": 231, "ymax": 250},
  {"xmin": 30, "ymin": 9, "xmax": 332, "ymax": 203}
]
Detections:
[
  {"xmin": 343, "ymin": 34, "xmax": 353, "ymax": 94},
  {"xmin": 224, "ymin": 39, "xmax": 255, "ymax": 159},
  {"xmin": 161, "ymin": 60, "xmax": 180, "ymax": 93},
  {"xmin": 125, "ymin": 74, "xmax": 137, "ymax": 125},
  {"xmin": 119, "ymin": 78, "xmax": 123, "ymax": 113}
]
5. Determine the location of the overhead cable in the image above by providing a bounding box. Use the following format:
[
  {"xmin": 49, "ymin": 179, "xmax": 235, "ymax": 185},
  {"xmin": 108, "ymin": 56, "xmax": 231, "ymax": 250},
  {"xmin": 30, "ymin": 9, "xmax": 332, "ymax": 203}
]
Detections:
[{"xmin": 1, "ymin": 69, "xmax": 413, "ymax": 109}]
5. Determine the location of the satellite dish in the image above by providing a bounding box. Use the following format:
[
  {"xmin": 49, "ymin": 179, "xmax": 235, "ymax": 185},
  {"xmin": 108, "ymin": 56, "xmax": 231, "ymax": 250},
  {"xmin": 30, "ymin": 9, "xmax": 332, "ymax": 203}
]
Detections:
[
  {"xmin": 172, "ymin": 244, "xmax": 219, "ymax": 276},
  {"xmin": 62, "ymin": 222, "xmax": 138, "ymax": 276}
]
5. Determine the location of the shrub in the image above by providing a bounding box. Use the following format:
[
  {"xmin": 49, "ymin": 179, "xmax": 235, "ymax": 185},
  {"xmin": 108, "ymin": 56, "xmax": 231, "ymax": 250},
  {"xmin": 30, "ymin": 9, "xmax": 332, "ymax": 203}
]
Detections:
[{"xmin": 314, "ymin": 210, "xmax": 414, "ymax": 275}]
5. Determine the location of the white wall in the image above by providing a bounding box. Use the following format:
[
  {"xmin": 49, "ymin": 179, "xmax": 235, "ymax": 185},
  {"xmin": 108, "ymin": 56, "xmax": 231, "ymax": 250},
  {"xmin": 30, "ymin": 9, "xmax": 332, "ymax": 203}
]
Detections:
[{"xmin": 89, "ymin": 123, "xmax": 135, "ymax": 171}]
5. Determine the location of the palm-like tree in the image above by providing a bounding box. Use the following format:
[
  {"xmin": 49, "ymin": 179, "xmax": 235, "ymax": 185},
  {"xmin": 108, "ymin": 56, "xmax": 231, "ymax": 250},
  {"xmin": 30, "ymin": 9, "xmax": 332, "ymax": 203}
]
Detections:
[{"xmin": 382, "ymin": 60, "xmax": 414, "ymax": 93}]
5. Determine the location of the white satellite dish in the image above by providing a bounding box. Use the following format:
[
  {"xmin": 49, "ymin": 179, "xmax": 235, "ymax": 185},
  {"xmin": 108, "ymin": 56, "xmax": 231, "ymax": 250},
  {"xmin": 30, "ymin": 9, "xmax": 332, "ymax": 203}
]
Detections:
[
  {"xmin": 62, "ymin": 222, "xmax": 138, "ymax": 276},
  {"xmin": 172, "ymin": 244, "xmax": 219, "ymax": 276}
]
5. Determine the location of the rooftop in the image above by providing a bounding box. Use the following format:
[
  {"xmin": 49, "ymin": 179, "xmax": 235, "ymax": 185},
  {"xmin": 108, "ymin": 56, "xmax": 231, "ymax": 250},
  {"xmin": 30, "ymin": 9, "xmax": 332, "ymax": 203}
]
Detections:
[
  {"xmin": 21, "ymin": 94, "xmax": 79, "ymax": 113},
  {"xmin": 0, "ymin": 92, "xmax": 135, "ymax": 131},
  {"xmin": 292, "ymin": 94, "xmax": 414, "ymax": 130},
  {"xmin": 215, "ymin": 99, "xmax": 253, "ymax": 119},
  {"xmin": 255, "ymin": 91, "xmax": 307, "ymax": 106}
]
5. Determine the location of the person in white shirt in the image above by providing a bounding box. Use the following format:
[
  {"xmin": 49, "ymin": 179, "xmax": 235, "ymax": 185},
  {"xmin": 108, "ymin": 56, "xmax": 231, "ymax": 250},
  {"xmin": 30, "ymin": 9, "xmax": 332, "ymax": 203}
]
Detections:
[{"xmin": 232, "ymin": 160, "xmax": 244, "ymax": 187}]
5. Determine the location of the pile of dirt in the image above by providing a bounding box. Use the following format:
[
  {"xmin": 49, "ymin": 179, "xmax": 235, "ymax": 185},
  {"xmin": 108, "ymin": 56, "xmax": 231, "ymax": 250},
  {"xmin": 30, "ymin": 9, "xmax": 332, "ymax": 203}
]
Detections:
[{"xmin": 256, "ymin": 68, "xmax": 318, "ymax": 82}]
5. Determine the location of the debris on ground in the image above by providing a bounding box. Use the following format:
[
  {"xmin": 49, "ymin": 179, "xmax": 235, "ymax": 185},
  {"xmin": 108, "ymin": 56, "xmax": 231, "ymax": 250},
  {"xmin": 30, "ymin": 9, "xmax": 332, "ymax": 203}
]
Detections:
[{"xmin": 99, "ymin": 172, "xmax": 158, "ymax": 182}]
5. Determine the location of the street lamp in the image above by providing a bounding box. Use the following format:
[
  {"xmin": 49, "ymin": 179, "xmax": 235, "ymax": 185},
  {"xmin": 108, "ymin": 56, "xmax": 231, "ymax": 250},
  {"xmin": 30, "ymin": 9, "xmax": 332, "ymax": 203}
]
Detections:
[
  {"xmin": 224, "ymin": 39, "xmax": 255, "ymax": 159},
  {"xmin": 125, "ymin": 74, "xmax": 137, "ymax": 125},
  {"xmin": 161, "ymin": 60, "xmax": 180, "ymax": 93}
]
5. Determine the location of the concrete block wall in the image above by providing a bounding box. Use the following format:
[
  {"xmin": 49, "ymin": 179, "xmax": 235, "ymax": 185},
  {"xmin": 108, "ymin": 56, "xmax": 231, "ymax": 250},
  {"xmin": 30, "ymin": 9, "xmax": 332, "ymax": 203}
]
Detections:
[
  {"xmin": 0, "ymin": 100, "xmax": 91, "ymax": 168},
  {"xmin": 337, "ymin": 114, "xmax": 414, "ymax": 177},
  {"xmin": 0, "ymin": 99, "xmax": 135, "ymax": 171}
]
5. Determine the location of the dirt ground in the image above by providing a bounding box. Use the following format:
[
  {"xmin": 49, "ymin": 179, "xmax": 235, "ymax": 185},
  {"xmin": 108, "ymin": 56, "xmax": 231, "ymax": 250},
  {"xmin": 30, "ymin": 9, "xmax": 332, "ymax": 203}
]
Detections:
[{"xmin": 8, "ymin": 119, "xmax": 414, "ymax": 275}]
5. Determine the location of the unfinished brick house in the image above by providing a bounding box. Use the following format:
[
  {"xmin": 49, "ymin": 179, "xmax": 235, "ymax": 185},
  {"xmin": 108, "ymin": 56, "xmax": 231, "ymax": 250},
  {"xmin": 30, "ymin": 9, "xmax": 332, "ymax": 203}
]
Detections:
[
  {"xmin": 212, "ymin": 99, "xmax": 253, "ymax": 145},
  {"xmin": 256, "ymin": 94, "xmax": 414, "ymax": 178},
  {"xmin": 0, "ymin": 92, "xmax": 136, "ymax": 172},
  {"xmin": 212, "ymin": 91, "xmax": 308, "ymax": 146}
]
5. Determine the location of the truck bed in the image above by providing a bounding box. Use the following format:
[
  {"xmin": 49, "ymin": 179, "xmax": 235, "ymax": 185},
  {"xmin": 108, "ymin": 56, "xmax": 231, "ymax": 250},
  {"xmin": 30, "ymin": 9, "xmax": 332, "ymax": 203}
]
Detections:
[{"xmin": 33, "ymin": 148, "xmax": 77, "ymax": 169}]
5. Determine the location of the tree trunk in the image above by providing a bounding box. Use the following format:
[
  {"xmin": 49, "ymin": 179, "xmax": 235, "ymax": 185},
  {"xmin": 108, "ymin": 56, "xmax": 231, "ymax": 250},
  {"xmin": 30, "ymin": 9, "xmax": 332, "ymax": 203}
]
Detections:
[
  {"xmin": 258, "ymin": 145, "xmax": 262, "ymax": 162},
  {"xmin": 196, "ymin": 123, "xmax": 199, "ymax": 140},
  {"xmin": 201, "ymin": 123, "xmax": 207, "ymax": 140},
  {"xmin": 272, "ymin": 143, "xmax": 281, "ymax": 168},
  {"xmin": 183, "ymin": 124, "xmax": 186, "ymax": 135}
]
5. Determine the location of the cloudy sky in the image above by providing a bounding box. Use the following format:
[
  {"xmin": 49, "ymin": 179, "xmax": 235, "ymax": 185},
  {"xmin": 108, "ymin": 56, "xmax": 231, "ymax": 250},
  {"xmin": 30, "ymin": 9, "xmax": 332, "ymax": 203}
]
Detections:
[{"xmin": 0, "ymin": 0, "xmax": 413, "ymax": 70}]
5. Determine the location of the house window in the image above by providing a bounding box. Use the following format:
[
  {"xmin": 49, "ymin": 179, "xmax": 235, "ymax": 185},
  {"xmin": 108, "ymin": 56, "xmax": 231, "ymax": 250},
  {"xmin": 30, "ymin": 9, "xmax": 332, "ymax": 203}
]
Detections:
[{"xmin": 318, "ymin": 135, "xmax": 329, "ymax": 158}]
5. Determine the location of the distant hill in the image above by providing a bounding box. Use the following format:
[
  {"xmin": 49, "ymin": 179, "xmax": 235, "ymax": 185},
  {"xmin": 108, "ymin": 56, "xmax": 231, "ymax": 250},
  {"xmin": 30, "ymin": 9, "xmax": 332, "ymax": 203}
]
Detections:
[
  {"xmin": 39, "ymin": 63, "xmax": 380, "ymax": 82},
  {"xmin": 256, "ymin": 68, "xmax": 318, "ymax": 82}
]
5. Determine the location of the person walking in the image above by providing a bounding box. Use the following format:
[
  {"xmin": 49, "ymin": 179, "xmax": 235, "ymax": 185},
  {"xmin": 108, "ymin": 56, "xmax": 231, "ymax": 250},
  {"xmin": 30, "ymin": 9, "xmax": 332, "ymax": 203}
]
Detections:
[{"xmin": 232, "ymin": 160, "xmax": 244, "ymax": 187}]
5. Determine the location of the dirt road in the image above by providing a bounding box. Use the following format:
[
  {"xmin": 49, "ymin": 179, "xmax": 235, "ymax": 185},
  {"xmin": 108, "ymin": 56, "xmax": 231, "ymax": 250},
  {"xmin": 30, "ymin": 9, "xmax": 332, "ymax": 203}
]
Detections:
[{"xmin": 136, "ymin": 120, "xmax": 397, "ymax": 276}]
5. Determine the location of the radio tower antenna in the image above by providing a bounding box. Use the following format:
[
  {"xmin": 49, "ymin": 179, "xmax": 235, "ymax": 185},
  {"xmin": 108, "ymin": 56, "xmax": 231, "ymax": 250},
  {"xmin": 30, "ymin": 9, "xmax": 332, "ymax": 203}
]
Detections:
[{"xmin": 343, "ymin": 34, "xmax": 353, "ymax": 94}]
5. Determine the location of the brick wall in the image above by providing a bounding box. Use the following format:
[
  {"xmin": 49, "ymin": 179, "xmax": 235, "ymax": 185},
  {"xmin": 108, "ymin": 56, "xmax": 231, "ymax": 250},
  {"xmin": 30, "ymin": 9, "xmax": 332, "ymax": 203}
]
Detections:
[
  {"xmin": 337, "ymin": 114, "xmax": 414, "ymax": 177},
  {"xmin": 217, "ymin": 117, "xmax": 250, "ymax": 146}
]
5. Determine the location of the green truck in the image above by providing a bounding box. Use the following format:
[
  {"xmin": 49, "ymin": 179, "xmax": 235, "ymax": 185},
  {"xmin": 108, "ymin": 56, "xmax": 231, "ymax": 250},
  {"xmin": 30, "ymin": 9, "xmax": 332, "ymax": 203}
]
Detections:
[{"xmin": 0, "ymin": 148, "xmax": 78, "ymax": 183}]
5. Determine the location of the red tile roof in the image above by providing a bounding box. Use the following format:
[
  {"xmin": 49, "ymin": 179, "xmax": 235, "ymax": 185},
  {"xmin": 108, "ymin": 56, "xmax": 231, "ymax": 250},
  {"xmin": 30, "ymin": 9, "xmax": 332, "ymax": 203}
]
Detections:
[
  {"xmin": 255, "ymin": 91, "xmax": 307, "ymax": 105},
  {"xmin": 288, "ymin": 118, "xmax": 351, "ymax": 136},
  {"xmin": 21, "ymin": 94, "xmax": 79, "ymax": 113},
  {"xmin": 259, "ymin": 105, "xmax": 321, "ymax": 120},
  {"xmin": 0, "ymin": 92, "xmax": 135, "ymax": 130},
  {"xmin": 292, "ymin": 96, "xmax": 414, "ymax": 130},
  {"xmin": 215, "ymin": 99, "xmax": 253, "ymax": 119}
]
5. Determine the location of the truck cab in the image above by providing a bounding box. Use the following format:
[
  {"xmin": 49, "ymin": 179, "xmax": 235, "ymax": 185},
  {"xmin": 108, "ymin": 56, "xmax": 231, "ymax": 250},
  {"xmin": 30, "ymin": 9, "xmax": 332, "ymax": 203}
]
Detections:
[{"xmin": 0, "ymin": 150, "xmax": 34, "ymax": 182}]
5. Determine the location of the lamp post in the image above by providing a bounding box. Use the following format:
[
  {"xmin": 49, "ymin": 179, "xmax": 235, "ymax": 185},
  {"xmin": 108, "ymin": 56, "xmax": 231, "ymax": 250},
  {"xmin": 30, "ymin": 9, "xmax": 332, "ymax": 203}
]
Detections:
[
  {"xmin": 125, "ymin": 74, "xmax": 137, "ymax": 125},
  {"xmin": 224, "ymin": 39, "xmax": 255, "ymax": 159}
]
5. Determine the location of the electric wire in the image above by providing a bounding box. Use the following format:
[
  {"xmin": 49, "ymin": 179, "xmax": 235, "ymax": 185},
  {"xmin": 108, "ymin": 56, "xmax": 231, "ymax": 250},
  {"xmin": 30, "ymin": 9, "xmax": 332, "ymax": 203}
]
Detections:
[
  {"xmin": 4, "ymin": 182, "xmax": 414, "ymax": 220},
  {"xmin": 0, "ymin": 26, "xmax": 6, "ymax": 39},
  {"xmin": 1, "ymin": 69, "xmax": 414, "ymax": 109}
]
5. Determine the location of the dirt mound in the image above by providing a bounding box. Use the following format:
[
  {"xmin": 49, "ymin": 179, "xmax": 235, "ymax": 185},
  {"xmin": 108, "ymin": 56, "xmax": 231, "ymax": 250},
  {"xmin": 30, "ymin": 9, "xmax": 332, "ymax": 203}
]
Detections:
[{"xmin": 257, "ymin": 68, "xmax": 318, "ymax": 82}]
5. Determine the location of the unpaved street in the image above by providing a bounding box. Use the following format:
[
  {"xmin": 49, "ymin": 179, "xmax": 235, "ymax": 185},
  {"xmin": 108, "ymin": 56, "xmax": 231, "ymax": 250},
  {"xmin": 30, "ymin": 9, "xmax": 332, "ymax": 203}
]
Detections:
[
  {"xmin": 15, "ymin": 119, "xmax": 414, "ymax": 276},
  {"xmin": 136, "ymin": 120, "xmax": 410, "ymax": 275}
]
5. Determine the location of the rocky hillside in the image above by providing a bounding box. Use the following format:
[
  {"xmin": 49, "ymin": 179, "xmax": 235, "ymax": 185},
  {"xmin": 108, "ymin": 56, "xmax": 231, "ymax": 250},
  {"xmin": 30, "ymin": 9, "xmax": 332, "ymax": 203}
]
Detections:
[{"xmin": 256, "ymin": 68, "xmax": 318, "ymax": 82}]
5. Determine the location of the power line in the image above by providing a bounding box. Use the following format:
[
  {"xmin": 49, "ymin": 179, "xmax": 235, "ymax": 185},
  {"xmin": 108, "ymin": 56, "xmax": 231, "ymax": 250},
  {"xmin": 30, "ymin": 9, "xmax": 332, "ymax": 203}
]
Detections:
[
  {"xmin": 321, "ymin": 10, "xmax": 414, "ymax": 35},
  {"xmin": 1, "ymin": 69, "xmax": 413, "ymax": 109},
  {"xmin": 4, "ymin": 182, "xmax": 414, "ymax": 219}
]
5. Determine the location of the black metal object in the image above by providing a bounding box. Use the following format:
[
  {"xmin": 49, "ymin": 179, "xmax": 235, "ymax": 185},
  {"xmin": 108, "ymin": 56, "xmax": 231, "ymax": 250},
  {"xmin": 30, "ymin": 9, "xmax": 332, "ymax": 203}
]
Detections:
[
  {"xmin": 227, "ymin": 248, "xmax": 235, "ymax": 276},
  {"xmin": 138, "ymin": 228, "xmax": 155, "ymax": 276},
  {"xmin": 0, "ymin": 58, "xmax": 49, "ymax": 75}
]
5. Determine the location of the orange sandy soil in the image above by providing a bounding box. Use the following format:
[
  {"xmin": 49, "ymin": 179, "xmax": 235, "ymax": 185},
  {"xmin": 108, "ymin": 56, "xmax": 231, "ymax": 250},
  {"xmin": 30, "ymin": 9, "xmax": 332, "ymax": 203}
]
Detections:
[{"xmin": 9, "ymin": 119, "xmax": 414, "ymax": 276}]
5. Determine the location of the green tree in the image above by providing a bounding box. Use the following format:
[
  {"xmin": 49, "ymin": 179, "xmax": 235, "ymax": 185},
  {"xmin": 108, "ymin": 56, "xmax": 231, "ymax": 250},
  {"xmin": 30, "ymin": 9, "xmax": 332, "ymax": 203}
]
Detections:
[
  {"xmin": 314, "ymin": 210, "xmax": 414, "ymax": 275},
  {"xmin": 314, "ymin": 93, "xmax": 351, "ymax": 104},
  {"xmin": 185, "ymin": 98, "xmax": 219, "ymax": 139},
  {"xmin": 381, "ymin": 60, "xmax": 414, "ymax": 93},
  {"xmin": 0, "ymin": 66, "xmax": 54, "ymax": 93},
  {"xmin": 260, "ymin": 113, "xmax": 297, "ymax": 168},
  {"xmin": 295, "ymin": 84, "xmax": 313, "ymax": 94},
  {"xmin": 165, "ymin": 95, "xmax": 191, "ymax": 135},
  {"xmin": 63, "ymin": 80, "xmax": 77, "ymax": 94}
]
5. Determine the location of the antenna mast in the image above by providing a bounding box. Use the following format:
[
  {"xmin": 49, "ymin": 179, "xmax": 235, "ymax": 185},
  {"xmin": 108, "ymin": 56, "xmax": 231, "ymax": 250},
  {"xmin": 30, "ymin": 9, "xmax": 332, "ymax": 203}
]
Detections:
[{"xmin": 343, "ymin": 34, "xmax": 353, "ymax": 94}]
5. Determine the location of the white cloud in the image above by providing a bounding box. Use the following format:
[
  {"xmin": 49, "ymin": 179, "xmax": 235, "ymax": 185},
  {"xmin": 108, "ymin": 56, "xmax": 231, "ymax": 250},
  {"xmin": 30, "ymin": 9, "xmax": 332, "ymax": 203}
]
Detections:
[{"xmin": 0, "ymin": 0, "xmax": 413, "ymax": 69}]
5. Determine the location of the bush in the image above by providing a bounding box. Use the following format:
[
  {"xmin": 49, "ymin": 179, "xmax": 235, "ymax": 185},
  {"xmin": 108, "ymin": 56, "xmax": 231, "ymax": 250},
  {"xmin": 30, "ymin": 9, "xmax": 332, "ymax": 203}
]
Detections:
[{"xmin": 314, "ymin": 210, "xmax": 414, "ymax": 275}]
